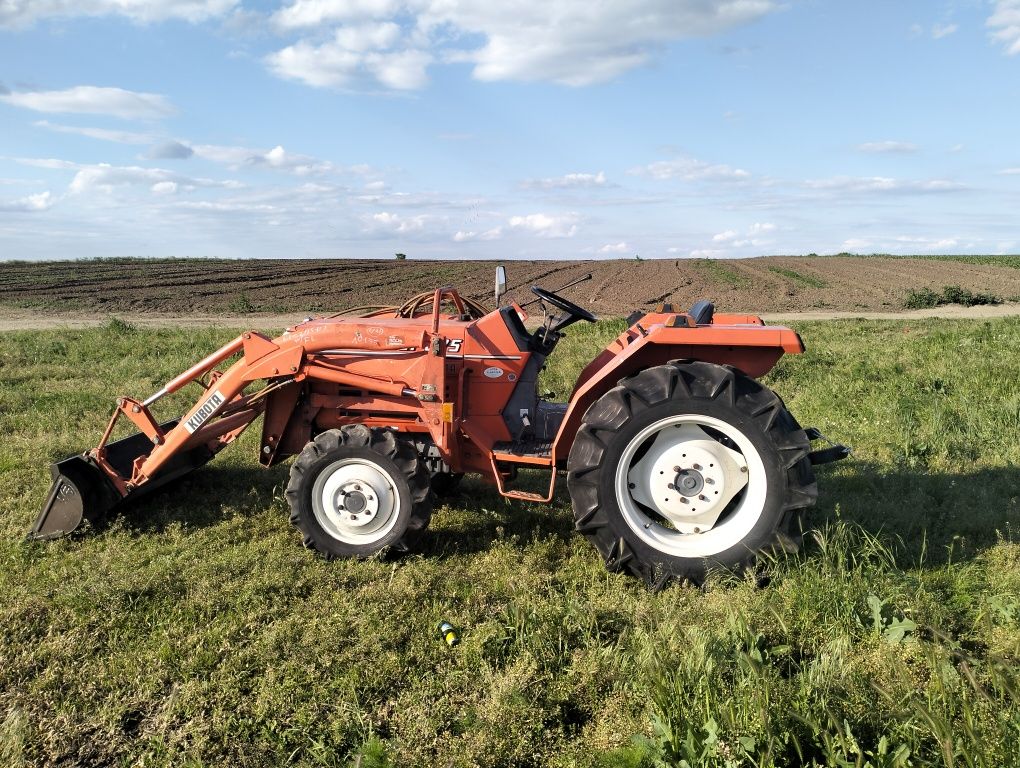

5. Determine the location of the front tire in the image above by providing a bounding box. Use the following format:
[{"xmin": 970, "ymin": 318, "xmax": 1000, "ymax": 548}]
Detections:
[
  {"xmin": 286, "ymin": 425, "xmax": 432, "ymax": 558},
  {"xmin": 566, "ymin": 362, "xmax": 816, "ymax": 589}
]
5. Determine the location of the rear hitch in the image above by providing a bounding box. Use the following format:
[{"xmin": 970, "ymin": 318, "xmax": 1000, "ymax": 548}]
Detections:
[{"xmin": 805, "ymin": 427, "xmax": 852, "ymax": 466}]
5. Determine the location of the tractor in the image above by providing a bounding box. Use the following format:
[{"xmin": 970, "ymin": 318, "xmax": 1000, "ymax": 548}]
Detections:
[{"xmin": 30, "ymin": 268, "xmax": 848, "ymax": 587}]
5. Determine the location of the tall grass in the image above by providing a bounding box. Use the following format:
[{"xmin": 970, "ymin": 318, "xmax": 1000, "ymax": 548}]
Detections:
[{"xmin": 1, "ymin": 318, "xmax": 1018, "ymax": 766}]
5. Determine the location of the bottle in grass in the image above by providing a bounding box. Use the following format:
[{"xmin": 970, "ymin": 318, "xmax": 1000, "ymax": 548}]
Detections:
[{"xmin": 437, "ymin": 621, "xmax": 460, "ymax": 646}]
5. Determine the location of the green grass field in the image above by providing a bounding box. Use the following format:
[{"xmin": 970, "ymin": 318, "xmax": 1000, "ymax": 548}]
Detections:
[{"xmin": 1, "ymin": 319, "xmax": 1019, "ymax": 767}]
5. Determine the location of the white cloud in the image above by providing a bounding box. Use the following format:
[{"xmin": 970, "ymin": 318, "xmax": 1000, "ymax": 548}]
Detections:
[
  {"xmin": 932, "ymin": 23, "xmax": 958, "ymax": 39},
  {"xmin": 268, "ymin": 0, "xmax": 779, "ymax": 90},
  {"xmin": 598, "ymin": 241, "xmax": 629, "ymax": 253},
  {"xmin": 365, "ymin": 211, "xmax": 431, "ymax": 233},
  {"xmin": 33, "ymin": 120, "xmax": 154, "ymax": 144},
  {"xmin": 508, "ymin": 212, "xmax": 580, "ymax": 238},
  {"xmin": 856, "ymin": 140, "xmax": 918, "ymax": 154},
  {"xmin": 631, "ymin": 156, "xmax": 751, "ymax": 181},
  {"xmin": 0, "ymin": 0, "xmax": 237, "ymax": 28},
  {"xmin": 997, "ymin": 167, "xmax": 1020, "ymax": 175},
  {"xmin": 689, "ymin": 248, "xmax": 725, "ymax": 258},
  {"xmin": 174, "ymin": 200, "xmax": 280, "ymax": 213},
  {"xmin": 523, "ymin": 171, "xmax": 607, "ymax": 190},
  {"xmin": 271, "ymin": 0, "xmax": 402, "ymax": 29},
  {"xmin": 0, "ymin": 190, "xmax": 55, "ymax": 212},
  {"xmin": 453, "ymin": 227, "xmax": 502, "ymax": 242},
  {"xmin": 151, "ymin": 181, "xmax": 178, "ymax": 195},
  {"xmin": 707, "ymin": 222, "xmax": 775, "ymax": 251},
  {"xmin": 429, "ymin": 0, "xmax": 779, "ymax": 86},
  {"xmin": 989, "ymin": 1, "xmax": 1020, "ymax": 55},
  {"xmin": 57, "ymin": 162, "xmax": 242, "ymax": 195},
  {"xmin": 842, "ymin": 235, "xmax": 962, "ymax": 253},
  {"xmin": 267, "ymin": 24, "xmax": 431, "ymax": 90},
  {"xmin": 804, "ymin": 176, "xmax": 966, "ymax": 193},
  {"xmin": 0, "ymin": 86, "xmax": 174, "ymax": 120},
  {"xmin": 894, "ymin": 235, "xmax": 959, "ymax": 250},
  {"xmin": 188, "ymin": 143, "xmax": 337, "ymax": 175}
]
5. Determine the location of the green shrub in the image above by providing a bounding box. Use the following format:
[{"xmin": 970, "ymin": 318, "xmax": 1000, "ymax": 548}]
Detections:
[{"xmin": 904, "ymin": 285, "xmax": 1001, "ymax": 309}]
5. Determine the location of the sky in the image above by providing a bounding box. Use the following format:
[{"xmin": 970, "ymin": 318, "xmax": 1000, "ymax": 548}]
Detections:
[{"xmin": 1, "ymin": 0, "xmax": 1020, "ymax": 261}]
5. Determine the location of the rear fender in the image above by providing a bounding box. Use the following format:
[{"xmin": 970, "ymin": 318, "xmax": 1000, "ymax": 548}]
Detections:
[{"xmin": 552, "ymin": 320, "xmax": 803, "ymax": 462}]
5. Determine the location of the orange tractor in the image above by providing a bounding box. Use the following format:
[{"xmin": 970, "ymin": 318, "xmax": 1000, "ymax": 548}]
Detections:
[{"xmin": 31, "ymin": 269, "xmax": 847, "ymax": 587}]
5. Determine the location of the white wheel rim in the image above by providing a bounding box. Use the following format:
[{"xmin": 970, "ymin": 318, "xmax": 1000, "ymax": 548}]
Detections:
[
  {"xmin": 311, "ymin": 457, "xmax": 401, "ymax": 545},
  {"xmin": 614, "ymin": 414, "xmax": 768, "ymax": 558}
]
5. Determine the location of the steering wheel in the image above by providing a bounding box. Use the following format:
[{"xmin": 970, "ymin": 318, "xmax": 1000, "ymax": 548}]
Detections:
[{"xmin": 530, "ymin": 286, "xmax": 597, "ymax": 323}]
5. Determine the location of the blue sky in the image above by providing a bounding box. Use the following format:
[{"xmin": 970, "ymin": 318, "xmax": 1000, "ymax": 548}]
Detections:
[{"xmin": 2, "ymin": 0, "xmax": 1020, "ymax": 260}]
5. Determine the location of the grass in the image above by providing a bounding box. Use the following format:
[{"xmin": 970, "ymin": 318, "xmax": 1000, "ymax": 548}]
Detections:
[
  {"xmin": 904, "ymin": 286, "xmax": 1003, "ymax": 310},
  {"xmin": 767, "ymin": 266, "xmax": 828, "ymax": 289},
  {"xmin": 2, "ymin": 318, "xmax": 1019, "ymax": 766},
  {"xmin": 691, "ymin": 259, "xmax": 752, "ymax": 289}
]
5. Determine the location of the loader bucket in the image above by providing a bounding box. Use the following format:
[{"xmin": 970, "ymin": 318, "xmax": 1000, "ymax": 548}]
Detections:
[
  {"xmin": 29, "ymin": 418, "xmax": 216, "ymax": 540},
  {"xmin": 29, "ymin": 454, "xmax": 116, "ymax": 540}
]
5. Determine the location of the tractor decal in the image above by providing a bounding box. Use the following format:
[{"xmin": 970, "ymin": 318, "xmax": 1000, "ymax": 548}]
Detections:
[{"xmin": 184, "ymin": 389, "xmax": 225, "ymax": 434}]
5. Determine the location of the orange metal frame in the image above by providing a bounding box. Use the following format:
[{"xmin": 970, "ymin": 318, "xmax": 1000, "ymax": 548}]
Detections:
[{"xmin": 87, "ymin": 289, "xmax": 804, "ymax": 501}]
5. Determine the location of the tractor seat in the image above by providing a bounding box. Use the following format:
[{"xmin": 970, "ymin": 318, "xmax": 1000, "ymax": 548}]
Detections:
[{"xmin": 688, "ymin": 300, "xmax": 715, "ymax": 325}]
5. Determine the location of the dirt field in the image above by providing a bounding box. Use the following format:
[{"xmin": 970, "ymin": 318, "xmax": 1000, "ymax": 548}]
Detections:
[{"xmin": 3, "ymin": 255, "xmax": 1020, "ymax": 317}]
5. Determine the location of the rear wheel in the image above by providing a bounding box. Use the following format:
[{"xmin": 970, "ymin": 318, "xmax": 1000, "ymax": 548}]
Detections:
[
  {"xmin": 286, "ymin": 425, "xmax": 432, "ymax": 558},
  {"xmin": 566, "ymin": 361, "xmax": 816, "ymax": 589}
]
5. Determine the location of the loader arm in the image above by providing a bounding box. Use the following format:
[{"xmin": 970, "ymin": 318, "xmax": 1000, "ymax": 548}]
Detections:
[{"xmin": 29, "ymin": 325, "xmax": 428, "ymax": 539}]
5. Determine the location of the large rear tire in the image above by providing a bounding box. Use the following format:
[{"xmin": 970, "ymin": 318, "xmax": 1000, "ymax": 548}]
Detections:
[
  {"xmin": 286, "ymin": 425, "xmax": 432, "ymax": 558},
  {"xmin": 566, "ymin": 361, "xmax": 816, "ymax": 589}
]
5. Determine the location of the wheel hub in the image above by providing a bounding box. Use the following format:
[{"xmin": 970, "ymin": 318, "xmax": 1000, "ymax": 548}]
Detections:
[
  {"xmin": 673, "ymin": 468, "xmax": 704, "ymax": 497},
  {"xmin": 313, "ymin": 459, "xmax": 397, "ymax": 541},
  {"xmin": 331, "ymin": 480, "xmax": 380, "ymax": 527},
  {"xmin": 627, "ymin": 423, "xmax": 748, "ymax": 534}
]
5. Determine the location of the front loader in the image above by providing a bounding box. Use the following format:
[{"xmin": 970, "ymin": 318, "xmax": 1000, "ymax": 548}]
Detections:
[{"xmin": 30, "ymin": 269, "xmax": 848, "ymax": 587}]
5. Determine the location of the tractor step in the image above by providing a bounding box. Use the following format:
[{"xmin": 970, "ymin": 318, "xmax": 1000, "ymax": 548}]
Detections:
[{"xmin": 492, "ymin": 439, "xmax": 554, "ymax": 466}]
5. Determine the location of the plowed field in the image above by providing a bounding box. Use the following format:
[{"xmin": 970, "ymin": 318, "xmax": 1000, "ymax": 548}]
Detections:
[{"xmin": 3, "ymin": 255, "xmax": 1020, "ymax": 316}]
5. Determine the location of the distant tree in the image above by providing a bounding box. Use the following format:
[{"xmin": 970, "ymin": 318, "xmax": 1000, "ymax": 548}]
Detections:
[
  {"xmin": 395, "ymin": 253, "xmax": 407, "ymax": 260},
  {"xmin": 635, "ymin": 254, "xmax": 642, "ymax": 261}
]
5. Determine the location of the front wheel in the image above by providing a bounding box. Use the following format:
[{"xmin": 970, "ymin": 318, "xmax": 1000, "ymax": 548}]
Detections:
[
  {"xmin": 566, "ymin": 362, "xmax": 817, "ymax": 589},
  {"xmin": 286, "ymin": 425, "xmax": 432, "ymax": 558}
]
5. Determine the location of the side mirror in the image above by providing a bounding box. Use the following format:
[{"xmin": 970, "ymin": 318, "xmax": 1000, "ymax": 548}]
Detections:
[{"xmin": 494, "ymin": 265, "xmax": 507, "ymax": 306}]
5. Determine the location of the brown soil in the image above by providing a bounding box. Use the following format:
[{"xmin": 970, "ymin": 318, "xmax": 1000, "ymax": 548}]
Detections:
[
  {"xmin": 2, "ymin": 256, "xmax": 1019, "ymax": 318},
  {"xmin": 2, "ymin": 304, "xmax": 1017, "ymax": 332}
]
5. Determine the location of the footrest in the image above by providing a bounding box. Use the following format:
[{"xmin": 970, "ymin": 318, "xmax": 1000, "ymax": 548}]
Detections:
[{"xmin": 805, "ymin": 427, "xmax": 852, "ymax": 465}]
